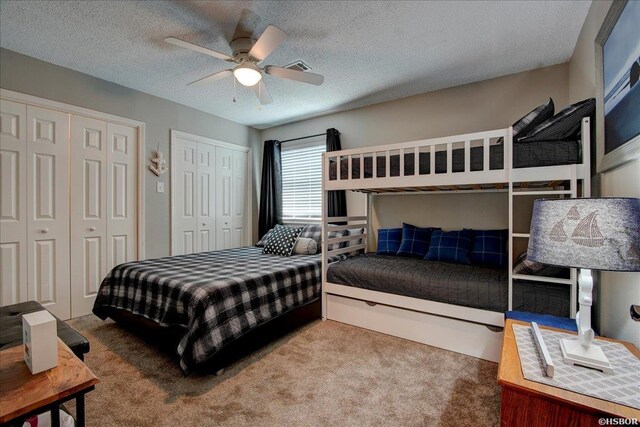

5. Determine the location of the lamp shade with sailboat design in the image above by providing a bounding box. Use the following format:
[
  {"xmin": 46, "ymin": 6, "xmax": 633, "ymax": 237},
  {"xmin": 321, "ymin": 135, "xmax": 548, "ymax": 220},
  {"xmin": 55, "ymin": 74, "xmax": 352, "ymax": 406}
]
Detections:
[
  {"xmin": 528, "ymin": 198, "xmax": 640, "ymax": 271},
  {"xmin": 527, "ymin": 197, "xmax": 640, "ymax": 374}
]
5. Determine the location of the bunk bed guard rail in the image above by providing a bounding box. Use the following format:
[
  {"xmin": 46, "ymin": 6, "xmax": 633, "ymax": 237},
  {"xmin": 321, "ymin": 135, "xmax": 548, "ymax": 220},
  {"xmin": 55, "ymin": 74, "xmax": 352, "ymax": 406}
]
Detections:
[{"xmin": 323, "ymin": 127, "xmax": 513, "ymax": 191}]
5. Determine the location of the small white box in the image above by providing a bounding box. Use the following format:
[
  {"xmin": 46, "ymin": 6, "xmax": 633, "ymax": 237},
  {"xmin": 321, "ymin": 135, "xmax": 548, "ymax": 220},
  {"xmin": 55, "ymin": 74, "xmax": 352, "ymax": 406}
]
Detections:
[{"xmin": 22, "ymin": 310, "xmax": 58, "ymax": 374}]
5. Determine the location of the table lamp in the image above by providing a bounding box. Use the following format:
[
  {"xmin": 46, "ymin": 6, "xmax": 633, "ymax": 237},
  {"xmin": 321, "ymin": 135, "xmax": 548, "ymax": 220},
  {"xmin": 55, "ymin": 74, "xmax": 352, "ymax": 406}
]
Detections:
[{"xmin": 528, "ymin": 197, "xmax": 640, "ymax": 373}]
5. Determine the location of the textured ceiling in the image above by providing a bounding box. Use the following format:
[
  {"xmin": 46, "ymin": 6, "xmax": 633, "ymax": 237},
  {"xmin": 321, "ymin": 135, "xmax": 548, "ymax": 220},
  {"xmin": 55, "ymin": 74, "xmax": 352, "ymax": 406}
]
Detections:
[{"xmin": 0, "ymin": 1, "xmax": 590, "ymax": 129}]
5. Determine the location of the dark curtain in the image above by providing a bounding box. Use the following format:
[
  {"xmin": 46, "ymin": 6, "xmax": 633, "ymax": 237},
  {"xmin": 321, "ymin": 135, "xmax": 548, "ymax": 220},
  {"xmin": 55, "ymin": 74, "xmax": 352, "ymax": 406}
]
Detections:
[
  {"xmin": 326, "ymin": 128, "xmax": 347, "ymax": 218},
  {"xmin": 258, "ymin": 140, "xmax": 282, "ymax": 238}
]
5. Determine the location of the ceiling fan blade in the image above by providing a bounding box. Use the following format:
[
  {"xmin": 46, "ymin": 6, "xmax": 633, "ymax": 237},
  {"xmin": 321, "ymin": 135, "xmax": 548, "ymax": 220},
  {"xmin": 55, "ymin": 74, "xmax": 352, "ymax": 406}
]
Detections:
[
  {"xmin": 252, "ymin": 80, "xmax": 273, "ymax": 105},
  {"xmin": 248, "ymin": 25, "xmax": 286, "ymax": 62},
  {"xmin": 266, "ymin": 66, "xmax": 324, "ymax": 86},
  {"xmin": 187, "ymin": 70, "xmax": 233, "ymax": 86},
  {"xmin": 165, "ymin": 37, "xmax": 233, "ymax": 61}
]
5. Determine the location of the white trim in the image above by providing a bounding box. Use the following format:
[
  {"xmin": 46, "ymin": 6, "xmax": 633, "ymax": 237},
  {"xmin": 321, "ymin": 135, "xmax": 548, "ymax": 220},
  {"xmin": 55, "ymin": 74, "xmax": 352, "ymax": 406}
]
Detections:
[
  {"xmin": 0, "ymin": 88, "xmax": 146, "ymax": 260},
  {"xmin": 170, "ymin": 129, "xmax": 250, "ymax": 153}
]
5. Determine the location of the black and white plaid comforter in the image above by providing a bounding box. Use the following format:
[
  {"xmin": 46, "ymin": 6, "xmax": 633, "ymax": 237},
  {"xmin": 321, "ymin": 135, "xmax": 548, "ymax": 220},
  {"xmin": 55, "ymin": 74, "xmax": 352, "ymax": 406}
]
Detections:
[{"xmin": 93, "ymin": 246, "xmax": 329, "ymax": 373}]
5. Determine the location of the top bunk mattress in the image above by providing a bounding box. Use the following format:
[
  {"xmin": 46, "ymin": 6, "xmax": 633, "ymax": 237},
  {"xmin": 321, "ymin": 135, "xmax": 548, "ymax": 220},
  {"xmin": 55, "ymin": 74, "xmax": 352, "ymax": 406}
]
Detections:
[
  {"xmin": 326, "ymin": 253, "xmax": 570, "ymax": 317},
  {"xmin": 328, "ymin": 140, "xmax": 580, "ymax": 180}
]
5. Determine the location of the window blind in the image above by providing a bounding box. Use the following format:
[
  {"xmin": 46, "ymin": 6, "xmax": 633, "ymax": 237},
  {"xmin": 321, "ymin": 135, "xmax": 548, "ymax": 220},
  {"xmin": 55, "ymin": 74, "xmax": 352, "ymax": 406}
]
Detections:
[{"xmin": 281, "ymin": 140, "xmax": 326, "ymax": 221}]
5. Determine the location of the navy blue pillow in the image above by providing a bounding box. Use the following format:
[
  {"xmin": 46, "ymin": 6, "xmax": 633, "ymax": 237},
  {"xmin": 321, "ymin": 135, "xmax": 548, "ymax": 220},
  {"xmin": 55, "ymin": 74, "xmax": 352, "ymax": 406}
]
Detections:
[
  {"xmin": 396, "ymin": 223, "xmax": 439, "ymax": 258},
  {"xmin": 470, "ymin": 229, "xmax": 508, "ymax": 266},
  {"xmin": 376, "ymin": 228, "xmax": 402, "ymax": 255},
  {"xmin": 425, "ymin": 229, "xmax": 473, "ymax": 264}
]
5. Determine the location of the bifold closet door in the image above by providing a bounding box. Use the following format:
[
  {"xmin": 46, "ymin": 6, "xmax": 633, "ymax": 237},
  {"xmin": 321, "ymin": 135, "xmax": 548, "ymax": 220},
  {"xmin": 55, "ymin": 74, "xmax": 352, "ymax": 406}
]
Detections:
[
  {"xmin": 197, "ymin": 143, "xmax": 216, "ymax": 252},
  {"xmin": 231, "ymin": 150, "xmax": 247, "ymax": 247},
  {"xmin": 172, "ymin": 138, "xmax": 198, "ymax": 255},
  {"xmin": 215, "ymin": 146, "xmax": 233, "ymax": 250},
  {"xmin": 0, "ymin": 100, "xmax": 27, "ymax": 306},
  {"xmin": 26, "ymin": 106, "xmax": 71, "ymax": 319},
  {"xmin": 106, "ymin": 123, "xmax": 138, "ymax": 272},
  {"xmin": 70, "ymin": 116, "xmax": 107, "ymax": 318}
]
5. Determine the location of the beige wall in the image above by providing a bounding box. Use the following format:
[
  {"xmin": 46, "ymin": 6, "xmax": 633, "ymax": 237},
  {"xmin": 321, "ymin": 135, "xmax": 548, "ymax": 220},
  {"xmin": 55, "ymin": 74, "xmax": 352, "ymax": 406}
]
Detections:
[
  {"xmin": 0, "ymin": 48, "xmax": 261, "ymax": 259},
  {"xmin": 259, "ymin": 63, "xmax": 570, "ymax": 250},
  {"xmin": 568, "ymin": 0, "xmax": 640, "ymax": 346}
]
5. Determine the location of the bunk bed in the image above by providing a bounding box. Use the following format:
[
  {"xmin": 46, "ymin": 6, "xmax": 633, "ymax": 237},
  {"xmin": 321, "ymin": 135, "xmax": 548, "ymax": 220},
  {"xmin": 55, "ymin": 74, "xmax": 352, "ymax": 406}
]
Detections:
[{"xmin": 320, "ymin": 118, "xmax": 591, "ymax": 363}]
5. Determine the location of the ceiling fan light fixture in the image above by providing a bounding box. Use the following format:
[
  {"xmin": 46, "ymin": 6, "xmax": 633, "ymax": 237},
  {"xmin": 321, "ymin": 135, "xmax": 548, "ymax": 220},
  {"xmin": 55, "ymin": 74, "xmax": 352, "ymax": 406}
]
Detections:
[{"xmin": 233, "ymin": 63, "xmax": 262, "ymax": 87}]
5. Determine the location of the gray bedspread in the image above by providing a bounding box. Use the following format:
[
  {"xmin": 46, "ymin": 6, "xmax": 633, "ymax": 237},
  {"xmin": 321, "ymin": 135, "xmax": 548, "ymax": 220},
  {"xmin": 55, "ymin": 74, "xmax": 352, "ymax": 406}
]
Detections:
[{"xmin": 326, "ymin": 253, "xmax": 570, "ymax": 317}]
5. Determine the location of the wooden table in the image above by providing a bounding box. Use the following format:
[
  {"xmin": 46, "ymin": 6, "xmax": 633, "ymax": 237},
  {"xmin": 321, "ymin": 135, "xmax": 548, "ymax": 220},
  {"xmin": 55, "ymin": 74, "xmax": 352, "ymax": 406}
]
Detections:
[
  {"xmin": 498, "ymin": 319, "xmax": 640, "ymax": 426},
  {"xmin": 0, "ymin": 338, "xmax": 98, "ymax": 427}
]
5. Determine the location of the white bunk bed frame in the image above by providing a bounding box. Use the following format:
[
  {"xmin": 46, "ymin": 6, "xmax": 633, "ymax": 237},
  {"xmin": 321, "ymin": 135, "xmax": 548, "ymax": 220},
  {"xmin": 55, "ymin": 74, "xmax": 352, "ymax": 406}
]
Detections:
[{"xmin": 320, "ymin": 118, "xmax": 591, "ymax": 362}]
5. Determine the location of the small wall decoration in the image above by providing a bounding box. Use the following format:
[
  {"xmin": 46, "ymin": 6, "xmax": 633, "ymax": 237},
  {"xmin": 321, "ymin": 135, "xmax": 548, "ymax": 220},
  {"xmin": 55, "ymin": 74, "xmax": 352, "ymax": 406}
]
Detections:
[
  {"xmin": 149, "ymin": 142, "xmax": 168, "ymax": 176},
  {"xmin": 596, "ymin": 0, "xmax": 640, "ymax": 172}
]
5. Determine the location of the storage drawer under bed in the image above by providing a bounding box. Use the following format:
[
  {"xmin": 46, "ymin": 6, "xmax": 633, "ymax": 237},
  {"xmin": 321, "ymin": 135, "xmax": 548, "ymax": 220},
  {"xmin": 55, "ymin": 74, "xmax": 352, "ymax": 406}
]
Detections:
[{"xmin": 325, "ymin": 293, "xmax": 503, "ymax": 363}]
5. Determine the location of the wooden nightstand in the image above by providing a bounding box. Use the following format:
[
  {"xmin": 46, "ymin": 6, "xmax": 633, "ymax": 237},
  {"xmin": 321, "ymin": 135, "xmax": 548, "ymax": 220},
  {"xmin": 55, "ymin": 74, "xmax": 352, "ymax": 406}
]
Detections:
[
  {"xmin": 498, "ymin": 319, "xmax": 640, "ymax": 427},
  {"xmin": 0, "ymin": 338, "xmax": 98, "ymax": 427}
]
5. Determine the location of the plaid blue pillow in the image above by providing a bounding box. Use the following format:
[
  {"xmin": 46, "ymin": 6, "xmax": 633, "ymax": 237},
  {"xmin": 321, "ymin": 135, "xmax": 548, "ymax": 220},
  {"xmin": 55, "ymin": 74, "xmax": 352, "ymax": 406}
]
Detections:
[
  {"xmin": 396, "ymin": 223, "xmax": 439, "ymax": 258},
  {"xmin": 470, "ymin": 229, "xmax": 508, "ymax": 266},
  {"xmin": 425, "ymin": 229, "xmax": 473, "ymax": 264},
  {"xmin": 376, "ymin": 228, "xmax": 403, "ymax": 255}
]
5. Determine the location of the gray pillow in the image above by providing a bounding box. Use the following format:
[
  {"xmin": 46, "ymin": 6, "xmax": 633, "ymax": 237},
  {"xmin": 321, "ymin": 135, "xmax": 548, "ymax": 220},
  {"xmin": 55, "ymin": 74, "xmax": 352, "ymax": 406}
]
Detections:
[
  {"xmin": 518, "ymin": 98, "xmax": 595, "ymax": 143},
  {"xmin": 293, "ymin": 237, "xmax": 318, "ymax": 255},
  {"xmin": 256, "ymin": 228, "xmax": 274, "ymax": 247}
]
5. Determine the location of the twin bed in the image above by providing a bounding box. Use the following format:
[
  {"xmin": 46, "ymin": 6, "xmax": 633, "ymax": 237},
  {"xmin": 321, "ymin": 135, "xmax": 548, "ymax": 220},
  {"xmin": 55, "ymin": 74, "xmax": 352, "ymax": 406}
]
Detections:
[{"xmin": 94, "ymin": 103, "xmax": 592, "ymax": 371}]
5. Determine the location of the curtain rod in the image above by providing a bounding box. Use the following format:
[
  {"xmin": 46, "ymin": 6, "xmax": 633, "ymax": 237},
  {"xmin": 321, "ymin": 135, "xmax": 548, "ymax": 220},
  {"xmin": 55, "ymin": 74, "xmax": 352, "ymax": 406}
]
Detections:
[{"xmin": 280, "ymin": 132, "xmax": 326, "ymax": 143}]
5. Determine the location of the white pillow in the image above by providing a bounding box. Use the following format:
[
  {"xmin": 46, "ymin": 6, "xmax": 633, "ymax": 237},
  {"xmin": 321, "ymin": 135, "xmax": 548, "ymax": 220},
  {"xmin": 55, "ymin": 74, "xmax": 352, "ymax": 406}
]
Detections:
[{"xmin": 293, "ymin": 237, "xmax": 318, "ymax": 255}]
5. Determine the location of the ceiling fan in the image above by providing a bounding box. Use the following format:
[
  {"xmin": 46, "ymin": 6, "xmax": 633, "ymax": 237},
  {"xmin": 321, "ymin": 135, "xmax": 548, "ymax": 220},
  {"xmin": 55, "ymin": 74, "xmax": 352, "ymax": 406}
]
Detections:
[{"xmin": 165, "ymin": 25, "xmax": 324, "ymax": 105}]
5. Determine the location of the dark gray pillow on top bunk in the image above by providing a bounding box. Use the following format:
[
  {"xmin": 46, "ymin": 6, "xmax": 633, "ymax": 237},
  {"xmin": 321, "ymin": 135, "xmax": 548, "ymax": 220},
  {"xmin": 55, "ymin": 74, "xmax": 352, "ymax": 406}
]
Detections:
[
  {"xmin": 518, "ymin": 98, "xmax": 595, "ymax": 143},
  {"xmin": 498, "ymin": 98, "xmax": 554, "ymax": 144}
]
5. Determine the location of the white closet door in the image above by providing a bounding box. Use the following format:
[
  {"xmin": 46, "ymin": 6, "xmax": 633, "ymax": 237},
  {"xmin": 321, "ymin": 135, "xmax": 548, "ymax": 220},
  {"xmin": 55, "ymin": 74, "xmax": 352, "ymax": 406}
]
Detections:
[
  {"xmin": 215, "ymin": 146, "xmax": 233, "ymax": 250},
  {"xmin": 172, "ymin": 137, "xmax": 198, "ymax": 255},
  {"xmin": 232, "ymin": 150, "xmax": 247, "ymax": 247},
  {"xmin": 70, "ymin": 116, "xmax": 107, "ymax": 318},
  {"xmin": 0, "ymin": 100, "xmax": 27, "ymax": 306},
  {"xmin": 106, "ymin": 123, "xmax": 138, "ymax": 270},
  {"xmin": 197, "ymin": 143, "xmax": 216, "ymax": 252},
  {"xmin": 26, "ymin": 106, "xmax": 70, "ymax": 319}
]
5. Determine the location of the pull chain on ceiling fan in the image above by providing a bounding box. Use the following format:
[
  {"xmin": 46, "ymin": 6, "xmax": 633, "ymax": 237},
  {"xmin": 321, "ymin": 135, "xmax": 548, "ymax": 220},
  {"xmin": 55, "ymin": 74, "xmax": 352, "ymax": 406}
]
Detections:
[{"xmin": 165, "ymin": 25, "xmax": 324, "ymax": 105}]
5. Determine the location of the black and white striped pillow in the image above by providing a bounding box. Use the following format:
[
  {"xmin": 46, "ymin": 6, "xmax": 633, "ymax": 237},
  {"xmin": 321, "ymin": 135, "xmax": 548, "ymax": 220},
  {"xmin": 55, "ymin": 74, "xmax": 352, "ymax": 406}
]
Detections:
[{"xmin": 518, "ymin": 98, "xmax": 595, "ymax": 143}]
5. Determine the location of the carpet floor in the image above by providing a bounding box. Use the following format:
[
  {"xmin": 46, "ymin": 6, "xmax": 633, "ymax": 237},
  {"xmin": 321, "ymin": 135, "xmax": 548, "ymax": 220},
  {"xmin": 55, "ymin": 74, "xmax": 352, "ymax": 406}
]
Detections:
[{"xmin": 66, "ymin": 316, "xmax": 501, "ymax": 427}]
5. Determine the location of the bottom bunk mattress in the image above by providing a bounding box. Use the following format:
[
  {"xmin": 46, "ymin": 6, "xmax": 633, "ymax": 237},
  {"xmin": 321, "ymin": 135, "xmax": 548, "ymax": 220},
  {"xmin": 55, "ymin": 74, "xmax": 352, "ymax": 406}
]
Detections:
[
  {"xmin": 326, "ymin": 253, "xmax": 570, "ymax": 317},
  {"xmin": 93, "ymin": 246, "xmax": 325, "ymax": 373}
]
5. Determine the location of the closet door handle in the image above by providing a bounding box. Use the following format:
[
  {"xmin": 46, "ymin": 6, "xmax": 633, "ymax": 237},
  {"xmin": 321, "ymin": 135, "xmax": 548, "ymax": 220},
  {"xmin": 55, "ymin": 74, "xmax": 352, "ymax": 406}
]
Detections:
[
  {"xmin": 88, "ymin": 227, "xmax": 96, "ymax": 232},
  {"xmin": 40, "ymin": 228, "xmax": 49, "ymax": 234},
  {"xmin": 202, "ymin": 223, "xmax": 206, "ymax": 227}
]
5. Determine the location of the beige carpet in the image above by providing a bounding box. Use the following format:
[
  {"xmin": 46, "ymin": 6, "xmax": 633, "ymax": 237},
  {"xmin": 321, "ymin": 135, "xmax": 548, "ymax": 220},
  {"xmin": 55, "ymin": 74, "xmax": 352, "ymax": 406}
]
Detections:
[{"xmin": 67, "ymin": 316, "xmax": 500, "ymax": 427}]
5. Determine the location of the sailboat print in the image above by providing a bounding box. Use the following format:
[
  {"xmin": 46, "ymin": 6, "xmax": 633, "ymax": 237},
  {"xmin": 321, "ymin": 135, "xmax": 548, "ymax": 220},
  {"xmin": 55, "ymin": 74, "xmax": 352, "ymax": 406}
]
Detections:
[
  {"xmin": 567, "ymin": 205, "xmax": 580, "ymax": 220},
  {"xmin": 550, "ymin": 220, "xmax": 567, "ymax": 242},
  {"xmin": 571, "ymin": 211, "xmax": 604, "ymax": 247},
  {"xmin": 627, "ymin": 245, "xmax": 640, "ymax": 261}
]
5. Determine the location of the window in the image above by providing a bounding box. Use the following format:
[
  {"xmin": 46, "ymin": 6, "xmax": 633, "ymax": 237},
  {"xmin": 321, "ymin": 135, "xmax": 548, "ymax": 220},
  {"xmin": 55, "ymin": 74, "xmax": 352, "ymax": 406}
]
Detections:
[{"xmin": 281, "ymin": 139, "xmax": 325, "ymax": 222}]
